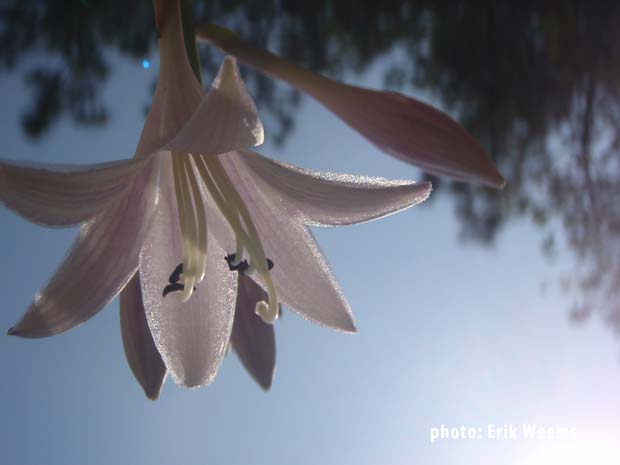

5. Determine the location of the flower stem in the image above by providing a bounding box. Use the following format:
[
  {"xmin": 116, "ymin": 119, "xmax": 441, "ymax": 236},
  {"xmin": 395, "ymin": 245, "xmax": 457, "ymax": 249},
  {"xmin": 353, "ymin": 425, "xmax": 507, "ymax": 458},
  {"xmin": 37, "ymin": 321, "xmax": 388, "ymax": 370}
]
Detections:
[{"xmin": 180, "ymin": 0, "xmax": 202, "ymax": 84}]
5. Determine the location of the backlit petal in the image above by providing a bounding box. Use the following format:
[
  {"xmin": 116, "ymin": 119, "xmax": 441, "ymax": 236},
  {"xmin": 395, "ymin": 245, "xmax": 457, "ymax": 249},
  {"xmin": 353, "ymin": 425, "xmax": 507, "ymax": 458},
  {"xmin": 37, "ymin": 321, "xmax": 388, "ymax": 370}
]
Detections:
[
  {"xmin": 231, "ymin": 275, "xmax": 276, "ymax": 390},
  {"xmin": 230, "ymin": 150, "xmax": 431, "ymax": 227},
  {"xmin": 120, "ymin": 272, "xmax": 167, "ymax": 400},
  {"xmin": 0, "ymin": 158, "xmax": 145, "ymax": 227},
  {"xmin": 166, "ymin": 57, "xmax": 264, "ymax": 156},
  {"xmin": 139, "ymin": 157, "xmax": 236, "ymax": 388},
  {"xmin": 220, "ymin": 154, "xmax": 356, "ymax": 332},
  {"xmin": 8, "ymin": 156, "xmax": 161, "ymax": 338},
  {"xmin": 321, "ymin": 87, "xmax": 505, "ymax": 188},
  {"xmin": 196, "ymin": 25, "xmax": 504, "ymax": 188}
]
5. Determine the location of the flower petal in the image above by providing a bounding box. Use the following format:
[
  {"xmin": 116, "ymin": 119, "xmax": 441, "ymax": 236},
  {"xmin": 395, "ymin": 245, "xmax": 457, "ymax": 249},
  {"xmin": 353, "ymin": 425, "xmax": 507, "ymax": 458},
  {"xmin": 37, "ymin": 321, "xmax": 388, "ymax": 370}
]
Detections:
[
  {"xmin": 0, "ymin": 158, "xmax": 145, "ymax": 227},
  {"xmin": 165, "ymin": 57, "xmax": 264, "ymax": 156},
  {"xmin": 139, "ymin": 157, "xmax": 236, "ymax": 388},
  {"xmin": 8, "ymin": 156, "xmax": 161, "ymax": 338},
  {"xmin": 134, "ymin": 0, "xmax": 204, "ymax": 158},
  {"xmin": 196, "ymin": 25, "xmax": 504, "ymax": 188},
  {"xmin": 231, "ymin": 275, "xmax": 276, "ymax": 390},
  {"xmin": 322, "ymin": 87, "xmax": 505, "ymax": 188},
  {"xmin": 230, "ymin": 150, "xmax": 431, "ymax": 227},
  {"xmin": 120, "ymin": 272, "xmax": 167, "ymax": 400},
  {"xmin": 220, "ymin": 154, "xmax": 356, "ymax": 332}
]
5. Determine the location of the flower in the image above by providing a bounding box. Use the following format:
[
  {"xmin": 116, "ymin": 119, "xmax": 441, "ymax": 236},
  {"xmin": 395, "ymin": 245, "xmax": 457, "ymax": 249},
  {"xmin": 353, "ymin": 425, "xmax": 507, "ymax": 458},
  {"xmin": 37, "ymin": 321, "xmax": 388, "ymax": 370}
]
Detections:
[
  {"xmin": 196, "ymin": 23, "xmax": 505, "ymax": 188},
  {"xmin": 1, "ymin": 0, "xmax": 431, "ymax": 398}
]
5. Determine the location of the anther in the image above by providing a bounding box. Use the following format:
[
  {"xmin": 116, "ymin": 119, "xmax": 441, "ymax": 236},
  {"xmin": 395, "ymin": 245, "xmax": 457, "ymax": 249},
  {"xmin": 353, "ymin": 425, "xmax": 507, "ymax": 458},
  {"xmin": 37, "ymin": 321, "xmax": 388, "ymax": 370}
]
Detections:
[
  {"xmin": 162, "ymin": 283, "xmax": 197, "ymax": 298},
  {"xmin": 225, "ymin": 253, "xmax": 241, "ymax": 270},
  {"xmin": 168, "ymin": 263, "xmax": 184, "ymax": 284},
  {"xmin": 163, "ymin": 283, "xmax": 185, "ymax": 297},
  {"xmin": 237, "ymin": 260, "xmax": 250, "ymax": 275},
  {"xmin": 225, "ymin": 254, "xmax": 250, "ymax": 275},
  {"xmin": 163, "ymin": 263, "xmax": 197, "ymax": 298},
  {"xmin": 225, "ymin": 254, "xmax": 274, "ymax": 273}
]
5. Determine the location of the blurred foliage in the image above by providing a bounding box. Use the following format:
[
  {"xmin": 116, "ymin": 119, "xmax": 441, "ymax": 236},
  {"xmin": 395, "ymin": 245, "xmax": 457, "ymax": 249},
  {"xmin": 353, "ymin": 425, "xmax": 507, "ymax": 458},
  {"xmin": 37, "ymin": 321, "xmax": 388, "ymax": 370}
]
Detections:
[
  {"xmin": 405, "ymin": 0, "xmax": 620, "ymax": 336},
  {"xmin": 0, "ymin": 0, "xmax": 153, "ymax": 136},
  {"xmin": 1, "ymin": 0, "xmax": 620, "ymax": 334}
]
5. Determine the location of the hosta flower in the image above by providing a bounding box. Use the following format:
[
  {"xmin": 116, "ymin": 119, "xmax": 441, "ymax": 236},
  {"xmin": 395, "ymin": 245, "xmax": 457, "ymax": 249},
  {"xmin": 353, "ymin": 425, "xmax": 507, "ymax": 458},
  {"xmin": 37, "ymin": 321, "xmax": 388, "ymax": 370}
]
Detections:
[
  {"xmin": 2, "ymin": 0, "xmax": 431, "ymax": 398},
  {"xmin": 196, "ymin": 24, "xmax": 505, "ymax": 188}
]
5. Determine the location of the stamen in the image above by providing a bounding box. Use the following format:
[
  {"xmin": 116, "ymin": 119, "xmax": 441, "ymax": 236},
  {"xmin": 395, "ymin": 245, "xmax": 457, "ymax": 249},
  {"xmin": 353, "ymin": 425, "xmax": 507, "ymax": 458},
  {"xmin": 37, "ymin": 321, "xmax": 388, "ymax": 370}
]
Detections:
[
  {"xmin": 194, "ymin": 156, "xmax": 257, "ymax": 268},
  {"xmin": 206, "ymin": 156, "xmax": 280, "ymax": 323},
  {"xmin": 171, "ymin": 155, "xmax": 208, "ymax": 302},
  {"xmin": 182, "ymin": 158, "xmax": 201, "ymax": 300},
  {"xmin": 193, "ymin": 154, "xmax": 280, "ymax": 323},
  {"xmin": 183, "ymin": 157, "xmax": 208, "ymax": 282},
  {"xmin": 172, "ymin": 157, "xmax": 191, "ymax": 288}
]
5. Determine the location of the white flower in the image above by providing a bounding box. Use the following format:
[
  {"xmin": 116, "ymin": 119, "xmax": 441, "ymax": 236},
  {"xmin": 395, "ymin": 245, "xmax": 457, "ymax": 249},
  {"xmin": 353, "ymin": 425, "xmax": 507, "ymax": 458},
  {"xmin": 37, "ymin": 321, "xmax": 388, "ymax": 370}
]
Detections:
[{"xmin": 2, "ymin": 0, "xmax": 431, "ymax": 398}]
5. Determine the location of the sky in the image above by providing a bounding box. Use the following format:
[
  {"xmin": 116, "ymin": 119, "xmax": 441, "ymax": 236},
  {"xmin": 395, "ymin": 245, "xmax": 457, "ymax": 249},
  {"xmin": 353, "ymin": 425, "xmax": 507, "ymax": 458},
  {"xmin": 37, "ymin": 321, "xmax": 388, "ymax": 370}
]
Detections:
[{"xmin": 1, "ymin": 47, "xmax": 620, "ymax": 465}]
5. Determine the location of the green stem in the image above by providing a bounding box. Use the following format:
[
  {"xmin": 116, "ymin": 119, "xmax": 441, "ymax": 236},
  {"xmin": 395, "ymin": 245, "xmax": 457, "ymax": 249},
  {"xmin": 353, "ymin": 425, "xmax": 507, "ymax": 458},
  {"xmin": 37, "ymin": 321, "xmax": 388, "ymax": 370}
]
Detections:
[{"xmin": 180, "ymin": 0, "xmax": 202, "ymax": 83}]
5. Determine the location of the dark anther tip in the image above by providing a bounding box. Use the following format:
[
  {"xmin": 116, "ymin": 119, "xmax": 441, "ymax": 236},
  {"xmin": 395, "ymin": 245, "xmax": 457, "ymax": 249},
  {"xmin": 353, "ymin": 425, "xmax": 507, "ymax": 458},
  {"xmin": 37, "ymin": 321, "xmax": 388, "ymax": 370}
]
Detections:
[
  {"xmin": 237, "ymin": 260, "xmax": 250, "ymax": 275},
  {"xmin": 226, "ymin": 254, "xmax": 251, "ymax": 274},
  {"xmin": 168, "ymin": 263, "xmax": 184, "ymax": 284},
  {"xmin": 225, "ymin": 253, "xmax": 238, "ymax": 271},
  {"xmin": 162, "ymin": 282, "xmax": 185, "ymax": 297},
  {"xmin": 227, "ymin": 254, "xmax": 273, "ymax": 274}
]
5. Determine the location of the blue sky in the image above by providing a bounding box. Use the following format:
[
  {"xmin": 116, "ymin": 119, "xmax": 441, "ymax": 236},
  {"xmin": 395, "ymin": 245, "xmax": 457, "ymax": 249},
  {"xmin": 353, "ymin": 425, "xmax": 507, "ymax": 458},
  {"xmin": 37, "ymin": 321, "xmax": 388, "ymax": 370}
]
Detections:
[{"xmin": 1, "ymin": 48, "xmax": 620, "ymax": 465}]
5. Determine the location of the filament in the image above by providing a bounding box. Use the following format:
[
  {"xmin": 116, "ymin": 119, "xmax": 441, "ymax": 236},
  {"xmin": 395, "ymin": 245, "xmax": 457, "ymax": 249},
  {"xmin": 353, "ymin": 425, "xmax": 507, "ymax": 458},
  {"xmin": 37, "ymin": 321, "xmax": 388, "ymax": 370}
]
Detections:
[
  {"xmin": 171, "ymin": 154, "xmax": 208, "ymax": 302},
  {"xmin": 192, "ymin": 154, "xmax": 280, "ymax": 323}
]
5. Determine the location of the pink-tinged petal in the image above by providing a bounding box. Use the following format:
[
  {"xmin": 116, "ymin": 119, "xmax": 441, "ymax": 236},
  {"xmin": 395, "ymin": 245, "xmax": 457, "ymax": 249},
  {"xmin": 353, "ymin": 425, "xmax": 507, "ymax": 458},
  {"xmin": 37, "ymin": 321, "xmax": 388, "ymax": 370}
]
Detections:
[
  {"xmin": 120, "ymin": 272, "xmax": 167, "ymax": 400},
  {"xmin": 321, "ymin": 88, "xmax": 504, "ymax": 188},
  {"xmin": 231, "ymin": 275, "xmax": 276, "ymax": 390},
  {"xmin": 8, "ymin": 156, "xmax": 161, "ymax": 338},
  {"xmin": 196, "ymin": 25, "xmax": 504, "ymax": 188},
  {"xmin": 134, "ymin": 0, "xmax": 204, "ymax": 158},
  {"xmin": 231, "ymin": 150, "xmax": 431, "ymax": 227},
  {"xmin": 220, "ymin": 154, "xmax": 356, "ymax": 332},
  {"xmin": 165, "ymin": 57, "xmax": 264, "ymax": 156},
  {"xmin": 0, "ymin": 158, "xmax": 145, "ymax": 227},
  {"xmin": 139, "ymin": 157, "xmax": 236, "ymax": 388}
]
